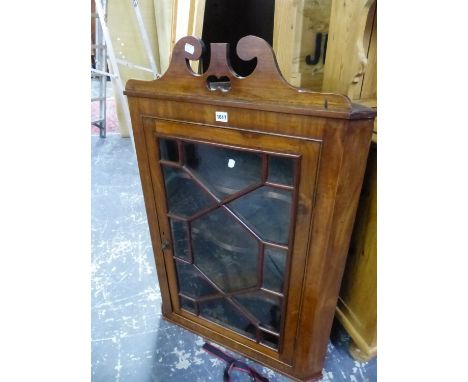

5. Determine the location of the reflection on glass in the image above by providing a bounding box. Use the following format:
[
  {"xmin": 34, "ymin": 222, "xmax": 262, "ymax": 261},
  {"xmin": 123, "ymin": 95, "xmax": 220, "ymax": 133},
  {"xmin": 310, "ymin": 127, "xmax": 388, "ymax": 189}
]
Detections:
[
  {"xmin": 159, "ymin": 138, "xmax": 179, "ymax": 162},
  {"xmin": 263, "ymin": 247, "xmax": 287, "ymax": 293},
  {"xmin": 171, "ymin": 219, "xmax": 189, "ymax": 260},
  {"xmin": 268, "ymin": 155, "xmax": 294, "ymax": 186},
  {"xmin": 234, "ymin": 291, "xmax": 282, "ymax": 333},
  {"xmin": 175, "ymin": 261, "xmax": 218, "ymax": 298},
  {"xmin": 260, "ymin": 330, "xmax": 279, "ymax": 349},
  {"xmin": 160, "ymin": 139, "xmax": 298, "ymax": 350},
  {"xmin": 199, "ymin": 298, "xmax": 256, "ymax": 339},
  {"xmin": 180, "ymin": 296, "xmax": 196, "ymax": 314},
  {"xmin": 228, "ymin": 186, "xmax": 292, "ymax": 244},
  {"xmin": 192, "ymin": 208, "xmax": 258, "ymax": 293},
  {"xmin": 184, "ymin": 142, "xmax": 262, "ymax": 199},
  {"xmin": 163, "ymin": 166, "xmax": 215, "ymax": 218}
]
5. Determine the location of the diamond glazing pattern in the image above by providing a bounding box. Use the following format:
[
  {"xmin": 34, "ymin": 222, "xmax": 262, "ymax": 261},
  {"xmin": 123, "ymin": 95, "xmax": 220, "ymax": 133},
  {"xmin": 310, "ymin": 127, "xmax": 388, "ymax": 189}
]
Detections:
[{"xmin": 160, "ymin": 138, "xmax": 297, "ymax": 350}]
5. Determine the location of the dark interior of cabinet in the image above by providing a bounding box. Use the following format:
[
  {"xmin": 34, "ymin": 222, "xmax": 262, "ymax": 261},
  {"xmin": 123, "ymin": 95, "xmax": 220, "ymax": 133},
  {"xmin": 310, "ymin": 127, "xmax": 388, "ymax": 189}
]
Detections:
[
  {"xmin": 201, "ymin": 0, "xmax": 275, "ymax": 76},
  {"xmin": 159, "ymin": 136, "xmax": 297, "ymax": 350}
]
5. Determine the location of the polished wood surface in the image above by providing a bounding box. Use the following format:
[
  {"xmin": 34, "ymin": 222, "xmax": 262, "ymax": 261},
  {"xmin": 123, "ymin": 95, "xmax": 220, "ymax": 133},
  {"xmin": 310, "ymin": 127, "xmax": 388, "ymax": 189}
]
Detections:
[
  {"xmin": 320, "ymin": 1, "xmax": 377, "ymax": 361},
  {"xmin": 336, "ymin": 143, "xmax": 377, "ymax": 361},
  {"xmin": 126, "ymin": 35, "xmax": 374, "ymax": 119},
  {"xmin": 125, "ymin": 35, "xmax": 375, "ymax": 381}
]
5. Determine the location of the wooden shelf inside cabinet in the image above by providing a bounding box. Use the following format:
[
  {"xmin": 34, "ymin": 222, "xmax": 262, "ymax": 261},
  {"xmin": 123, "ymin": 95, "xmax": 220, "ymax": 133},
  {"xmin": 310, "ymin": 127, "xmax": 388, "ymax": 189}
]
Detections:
[{"xmin": 125, "ymin": 35, "xmax": 375, "ymax": 382}]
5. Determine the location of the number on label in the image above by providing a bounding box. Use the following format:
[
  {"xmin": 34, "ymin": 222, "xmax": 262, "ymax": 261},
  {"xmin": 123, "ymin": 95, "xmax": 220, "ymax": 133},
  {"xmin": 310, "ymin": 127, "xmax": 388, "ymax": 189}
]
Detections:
[{"xmin": 215, "ymin": 111, "xmax": 228, "ymax": 122}]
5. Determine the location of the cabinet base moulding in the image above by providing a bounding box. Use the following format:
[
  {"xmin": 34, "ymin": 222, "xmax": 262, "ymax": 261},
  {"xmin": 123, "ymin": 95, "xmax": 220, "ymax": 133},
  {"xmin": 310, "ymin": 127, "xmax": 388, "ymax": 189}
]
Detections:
[{"xmin": 161, "ymin": 308, "xmax": 323, "ymax": 382}]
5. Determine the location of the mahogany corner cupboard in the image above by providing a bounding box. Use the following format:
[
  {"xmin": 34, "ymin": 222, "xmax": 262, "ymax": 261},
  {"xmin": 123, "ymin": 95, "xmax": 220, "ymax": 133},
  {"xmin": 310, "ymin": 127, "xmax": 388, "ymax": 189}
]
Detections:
[{"xmin": 124, "ymin": 36, "xmax": 376, "ymax": 382}]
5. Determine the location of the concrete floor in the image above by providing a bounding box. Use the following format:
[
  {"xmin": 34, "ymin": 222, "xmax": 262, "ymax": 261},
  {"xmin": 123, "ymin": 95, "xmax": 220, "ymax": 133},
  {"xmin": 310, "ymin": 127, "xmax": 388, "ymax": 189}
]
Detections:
[{"xmin": 91, "ymin": 135, "xmax": 377, "ymax": 382}]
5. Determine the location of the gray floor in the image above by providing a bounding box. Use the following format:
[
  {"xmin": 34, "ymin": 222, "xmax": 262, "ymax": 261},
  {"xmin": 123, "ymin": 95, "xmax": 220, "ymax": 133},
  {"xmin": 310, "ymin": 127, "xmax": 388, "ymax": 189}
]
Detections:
[{"xmin": 91, "ymin": 135, "xmax": 377, "ymax": 382}]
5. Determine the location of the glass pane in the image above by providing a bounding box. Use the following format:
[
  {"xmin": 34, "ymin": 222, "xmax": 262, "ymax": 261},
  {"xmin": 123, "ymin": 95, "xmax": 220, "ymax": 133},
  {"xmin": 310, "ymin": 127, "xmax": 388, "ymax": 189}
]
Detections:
[
  {"xmin": 160, "ymin": 140, "xmax": 297, "ymax": 346},
  {"xmin": 199, "ymin": 298, "xmax": 256, "ymax": 339},
  {"xmin": 179, "ymin": 296, "xmax": 196, "ymax": 314},
  {"xmin": 263, "ymin": 247, "xmax": 287, "ymax": 293},
  {"xmin": 163, "ymin": 166, "xmax": 216, "ymax": 218},
  {"xmin": 192, "ymin": 208, "xmax": 259, "ymax": 293},
  {"xmin": 159, "ymin": 138, "xmax": 179, "ymax": 162},
  {"xmin": 184, "ymin": 142, "xmax": 262, "ymax": 199},
  {"xmin": 175, "ymin": 261, "xmax": 218, "ymax": 298},
  {"xmin": 170, "ymin": 219, "xmax": 190, "ymax": 260},
  {"xmin": 234, "ymin": 291, "xmax": 282, "ymax": 333},
  {"xmin": 268, "ymin": 155, "xmax": 294, "ymax": 186},
  {"xmin": 228, "ymin": 186, "xmax": 292, "ymax": 245},
  {"xmin": 260, "ymin": 330, "xmax": 279, "ymax": 350}
]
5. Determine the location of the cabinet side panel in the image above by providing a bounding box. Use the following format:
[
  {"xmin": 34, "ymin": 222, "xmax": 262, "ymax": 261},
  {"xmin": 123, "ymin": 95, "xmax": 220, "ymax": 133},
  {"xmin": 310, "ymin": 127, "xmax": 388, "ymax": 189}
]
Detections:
[
  {"xmin": 295, "ymin": 119, "xmax": 373, "ymax": 378},
  {"xmin": 337, "ymin": 143, "xmax": 377, "ymax": 355}
]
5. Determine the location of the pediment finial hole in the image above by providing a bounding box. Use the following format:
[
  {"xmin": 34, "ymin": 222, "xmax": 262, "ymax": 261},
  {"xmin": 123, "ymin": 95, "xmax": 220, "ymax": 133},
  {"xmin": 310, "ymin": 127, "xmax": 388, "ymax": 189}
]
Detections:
[{"xmin": 206, "ymin": 75, "xmax": 231, "ymax": 92}]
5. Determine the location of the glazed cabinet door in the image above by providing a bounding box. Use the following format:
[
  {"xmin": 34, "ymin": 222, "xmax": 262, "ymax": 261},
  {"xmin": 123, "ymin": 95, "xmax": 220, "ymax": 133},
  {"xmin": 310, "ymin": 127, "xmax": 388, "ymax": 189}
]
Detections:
[{"xmin": 142, "ymin": 117, "xmax": 321, "ymax": 365}]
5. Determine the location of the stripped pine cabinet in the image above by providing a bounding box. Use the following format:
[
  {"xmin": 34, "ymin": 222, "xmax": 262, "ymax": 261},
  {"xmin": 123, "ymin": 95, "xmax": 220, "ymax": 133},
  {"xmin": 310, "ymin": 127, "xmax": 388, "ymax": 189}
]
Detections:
[{"xmin": 125, "ymin": 35, "xmax": 375, "ymax": 381}]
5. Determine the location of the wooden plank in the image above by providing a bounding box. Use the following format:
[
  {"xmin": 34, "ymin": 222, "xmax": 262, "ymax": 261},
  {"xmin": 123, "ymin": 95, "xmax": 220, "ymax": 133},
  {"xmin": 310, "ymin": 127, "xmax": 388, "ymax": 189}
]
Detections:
[
  {"xmin": 154, "ymin": 0, "xmax": 173, "ymax": 74},
  {"xmin": 360, "ymin": 10, "xmax": 377, "ymax": 100},
  {"xmin": 322, "ymin": 0, "xmax": 376, "ymax": 97},
  {"xmin": 188, "ymin": 0, "xmax": 205, "ymax": 37},
  {"xmin": 106, "ymin": 0, "xmax": 160, "ymax": 137},
  {"xmin": 188, "ymin": 0, "xmax": 206, "ymax": 72},
  {"xmin": 192, "ymin": 0, "xmax": 206, "ymax": 37},
  {"xmin": 171, "ymin": 0, "xmax": 179, "ymax": 48},
  {"xmin": 348, "ymin": 2, "xmax": 376, "ymax": 100},
  {"xmin": 294, "ymin": 0, "xmax": 333, "ymax": 91},
  {"xmin": 273, "ymin": 0, "xmax": 305, "ymax": 86},
  {"xmin": 174, "ymin": 0, "xmax": 191, "ymax": 44},
  {"xmin": 171, "ymin": 0, "xmax": 206, "ymax": 73}
]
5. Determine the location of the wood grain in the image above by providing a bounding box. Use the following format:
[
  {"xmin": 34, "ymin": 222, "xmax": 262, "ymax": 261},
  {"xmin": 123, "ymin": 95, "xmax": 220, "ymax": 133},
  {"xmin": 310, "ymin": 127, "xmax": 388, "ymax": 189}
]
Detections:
[
  {"xmin": 336, "ymin": 143, "xmax": 377, "ymax": 361},
  {"xmin": 273, "ymin": 0, "xmax": 304, "ymax": 85},
  {"xmin": 154, "ymin": 0, "xmax": 173, "ymax": 74},
  {"xmin": 125, "ymin": 35, "xmax": 375, "ymax": 381},
  {"xmin": 293, "ymin": 0, "xmax": 333, "ymax": 91},
  {"xmin": 126, "ymin": 35, "xmax": 375, "ymax": 119},
  {"xmin": 360, "ymin": 10, "xmax": 377, "ymax": 100},
  {"xmin": 322, "ymin": 1, "xmax": 377, "ymax": 361},
  {"xmin": 322, "ymin": 0, "xmax": 376, "ymax": 97}
]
